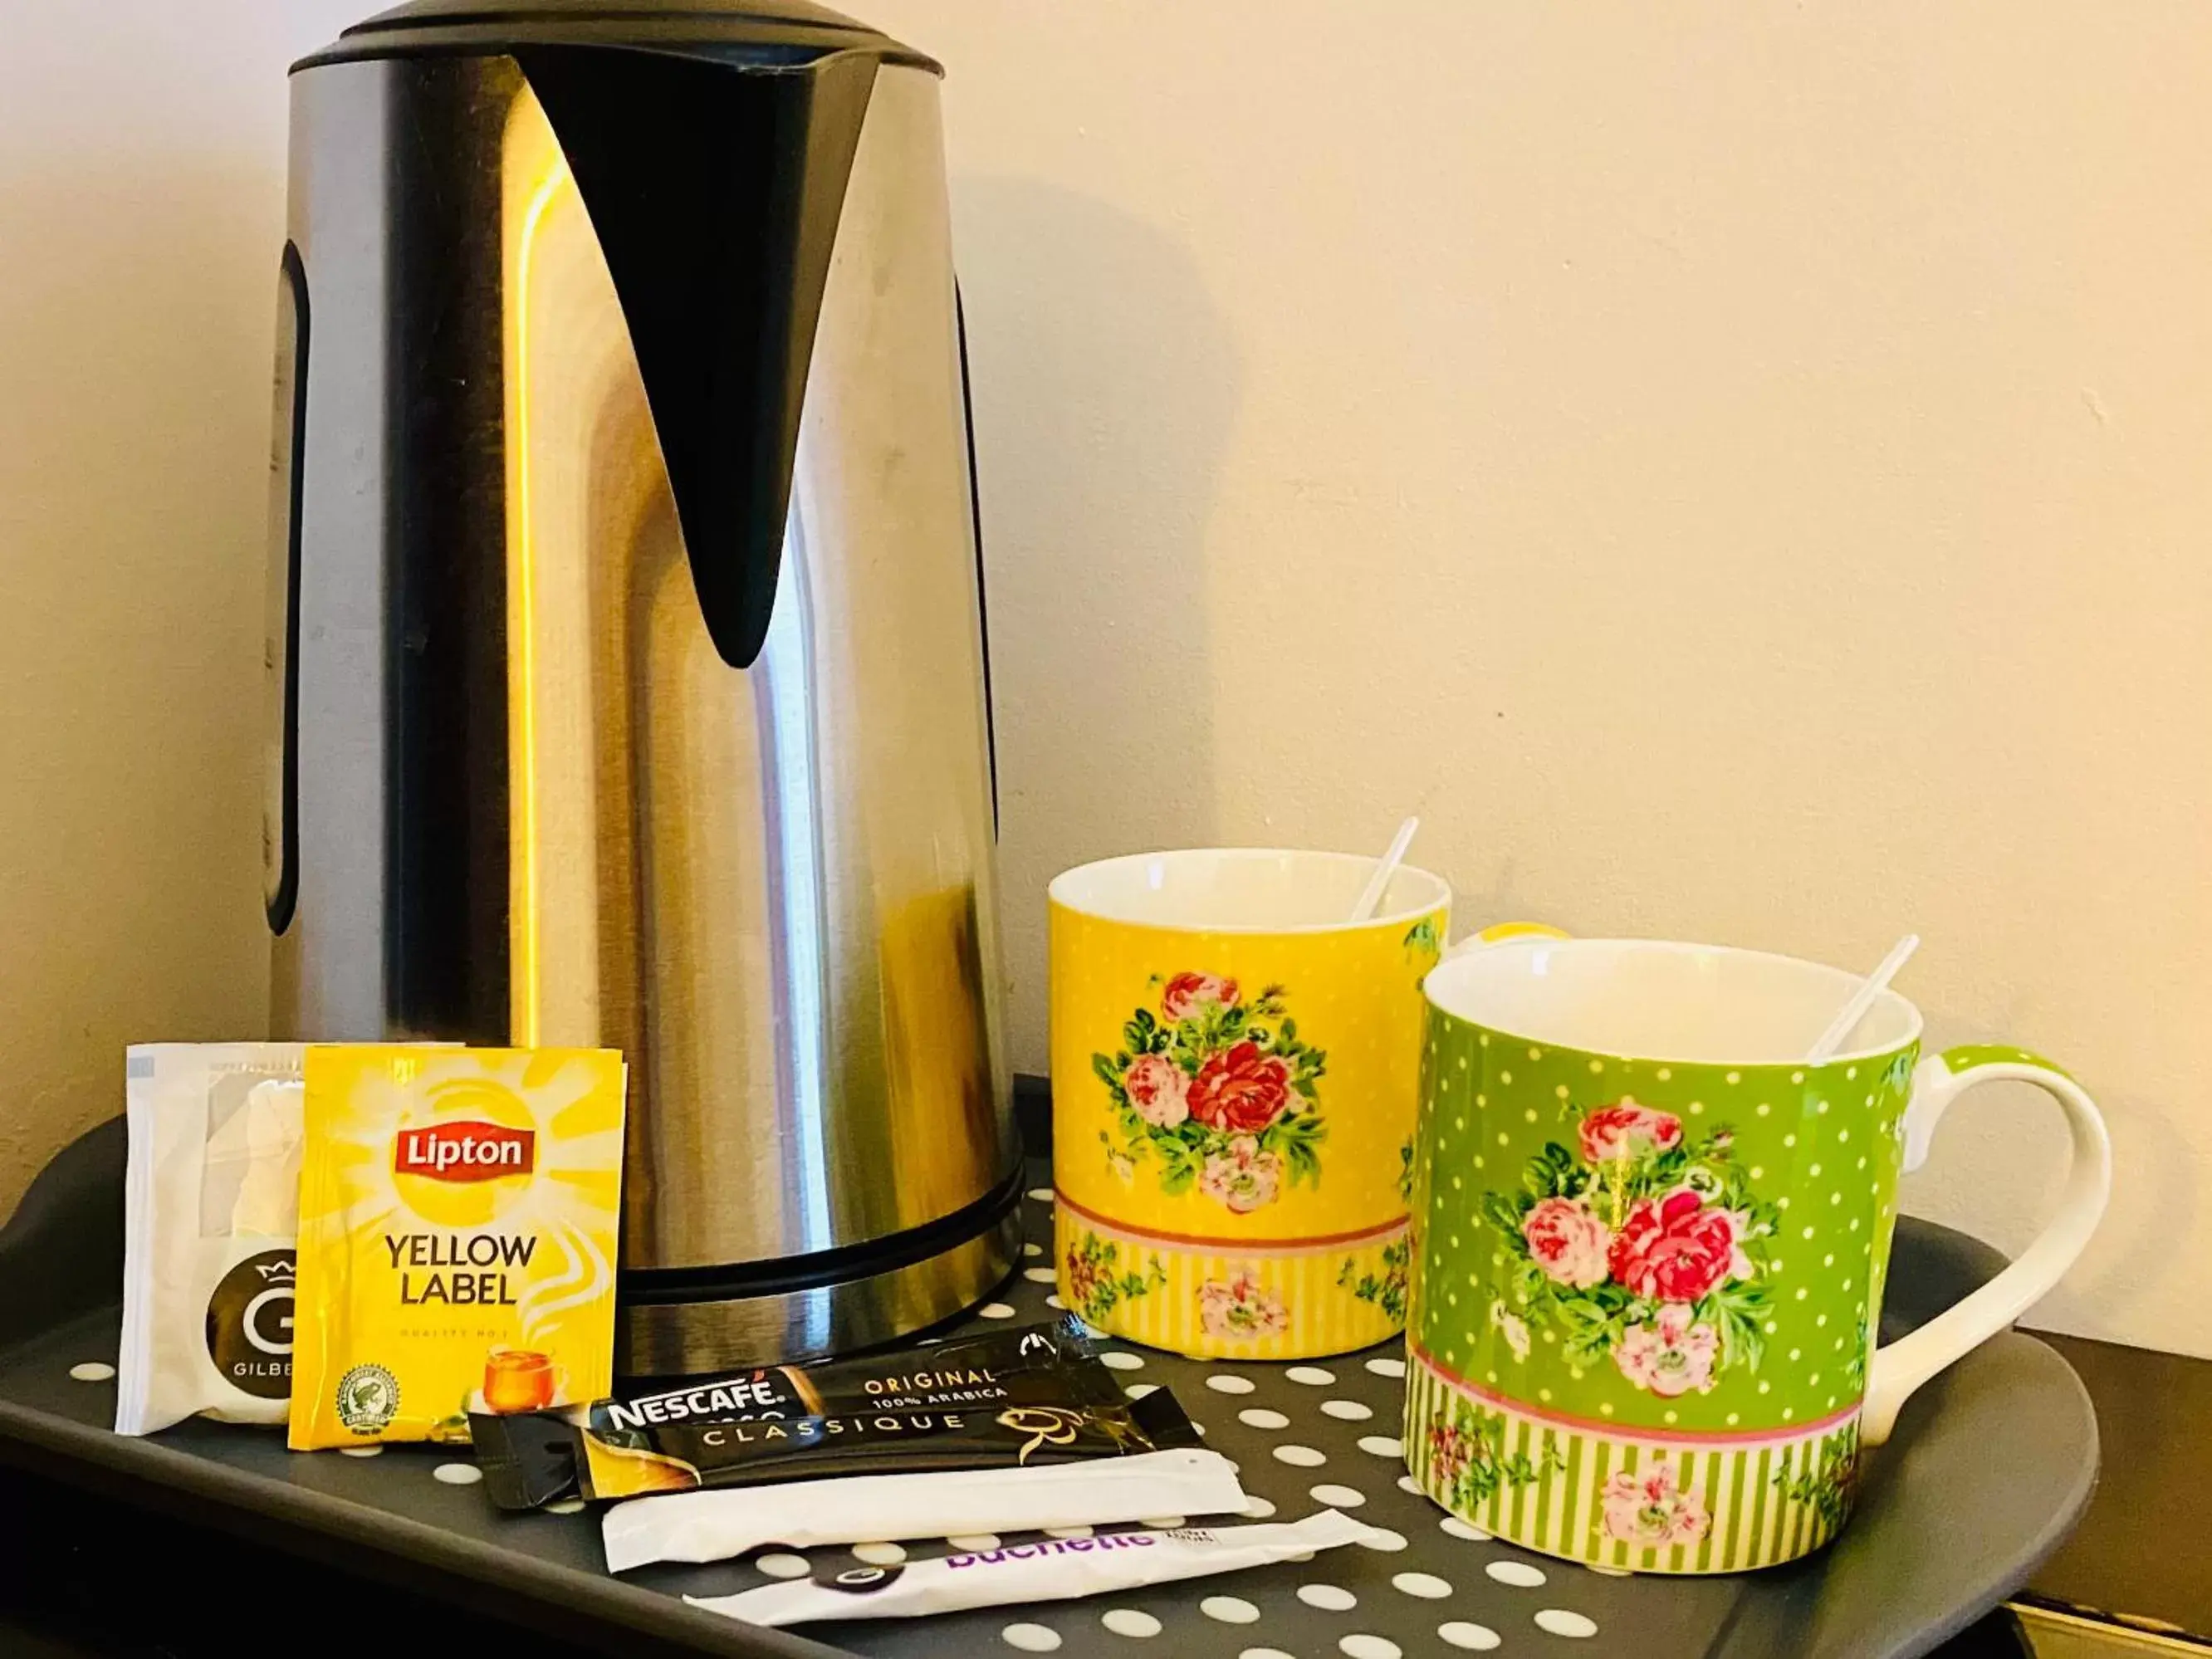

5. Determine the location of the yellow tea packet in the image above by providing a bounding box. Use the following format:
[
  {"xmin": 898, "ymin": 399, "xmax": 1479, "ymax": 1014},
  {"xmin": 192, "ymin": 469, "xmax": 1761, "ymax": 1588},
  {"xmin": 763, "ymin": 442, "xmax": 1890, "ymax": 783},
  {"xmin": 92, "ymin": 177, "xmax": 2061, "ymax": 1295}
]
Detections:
[{"xmin": 287, "ymin": 1046, "xmax": 626, "ymax": 1450}]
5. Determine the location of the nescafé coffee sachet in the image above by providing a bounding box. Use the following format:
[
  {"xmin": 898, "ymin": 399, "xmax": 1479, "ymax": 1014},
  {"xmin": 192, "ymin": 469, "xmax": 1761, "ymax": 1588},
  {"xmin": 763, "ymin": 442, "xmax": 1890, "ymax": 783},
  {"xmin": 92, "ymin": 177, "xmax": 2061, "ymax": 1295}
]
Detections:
[
  {"xmin": 614, "ymin": 1314, "xmax": 1107, "ymax": 1420},
  {"xmin": 288, "ymin": 1046, "xmax": 627, "ymax": 1449},
  {"xmin": 472, "ymin": 1319, "xmax": 1198, "ymax": 1510}
]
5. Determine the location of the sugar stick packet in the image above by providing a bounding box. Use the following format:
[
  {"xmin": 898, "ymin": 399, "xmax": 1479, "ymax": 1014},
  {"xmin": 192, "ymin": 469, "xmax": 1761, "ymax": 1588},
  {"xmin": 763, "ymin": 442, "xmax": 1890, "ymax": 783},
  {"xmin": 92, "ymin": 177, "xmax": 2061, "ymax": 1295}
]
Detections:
[
  {"xmin": 687, "ymin": 1511, "xmax": 1381, "ymax": 1626},
  {"xmin": 472, "ymin": 1317, "xmax": 1189, "ymax": 1510},
  {"xmin": 601, "ymin": 1447, "xmax": 1247, "ymax": 1572}
]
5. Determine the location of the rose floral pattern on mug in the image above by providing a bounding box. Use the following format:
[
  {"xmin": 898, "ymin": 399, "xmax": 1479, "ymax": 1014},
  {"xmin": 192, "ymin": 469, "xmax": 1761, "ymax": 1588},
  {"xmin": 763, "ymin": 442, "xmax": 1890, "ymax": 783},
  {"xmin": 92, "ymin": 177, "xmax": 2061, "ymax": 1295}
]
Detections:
[
  {"xmin": 1060, "ymin": 1232, "xmax": 1167, "ymax": 1329},
  {"xmin": 1600, "ymin": 1456, "xmax": 1715, "ymax": 1549},
  {"xmin": 1197, "ymin": 1269, "xmax": 1292, "ymax": 1339},
  {"xmin": 1093, "ymin": 973, "xmax": 1328, "ymax": 1215},
  {"xmin": 1475, "ymin": 1092, "xmax": 1859, "ymax": 1399},
  {"xmin": 1053, "ymin": 1200, "xmax": 1417, "ymax": 1359}
]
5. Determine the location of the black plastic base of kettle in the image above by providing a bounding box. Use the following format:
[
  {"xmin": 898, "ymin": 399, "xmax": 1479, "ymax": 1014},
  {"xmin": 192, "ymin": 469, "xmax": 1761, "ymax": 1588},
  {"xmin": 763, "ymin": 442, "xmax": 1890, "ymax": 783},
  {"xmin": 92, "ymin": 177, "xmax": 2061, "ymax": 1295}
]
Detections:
[{"xmin": 612, "ymin": 1163, "xmax": 1028, "ymax": 1376}]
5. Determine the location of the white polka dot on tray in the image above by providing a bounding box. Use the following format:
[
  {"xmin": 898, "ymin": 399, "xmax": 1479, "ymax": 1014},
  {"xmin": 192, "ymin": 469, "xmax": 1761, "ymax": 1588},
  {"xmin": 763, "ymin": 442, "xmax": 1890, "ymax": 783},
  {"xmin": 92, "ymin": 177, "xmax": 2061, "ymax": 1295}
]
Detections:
[
  {"xmin": 1319, "ymin": 1398, "xmax": 1373, "ymax": 1421},
  {"xmin": 1124, "ymin": 1382, "xmax": 1158, "ymax": 1400},
  {"xmin": 981, "ymin": 1302, "xmax": 1017, "ymax": 1319},
  {"xmin": 68, "ymin": 1362, "xmax": 115, "ymax": 1382},
  {"xmin": 1024, "ymin": 1267, "xmax": 1055, "ymax": 1283},
  {"xmin": 1272, "ymin": 1443, "xmax": 1326, "ymax": 1467},
  {"xmin": 545, "ymin": 1497, "xmax": 584, "ymax": 1515},
  {"xmin": 1140, "ymin": 1516, "xmax": 1185, "ymax": 1529},
  {"xmin": 1358, "ymin": 1435, "xmax": 1402, "ymax": 1457},
  {"xmin": 1238, "ymin": 1407, "xmax": 1290, "ymax": 1430},
  {"xmin": 947, "ymin": 1534, "xmax": 1001, "ymax": 1551},
  {"xmin": 1205, "ymin": 1373, "xmax": 1255, "ymax": 1394},
  {"xmin": 1309, "ymin": 1483, "xmax": 1366, "ymax": 1508},
  {"xmin": 1363, "ymin": 1355, "xmax": 1407, "ymax": 1378},
  {"xmin": 853, "ymin": 1541, "xmax": 907, "ymax": 1564},
  {"xmin": 1392, "ymin": 1571, "xmax": 1451, "ymax": 1598},
  {"xmin": 1587, "ymin": 1563, "xmax": 1632, "ymax": 1578},
  {"xmin": 1241, "ymin": 1494, "xmax": 1277, "ymax": 1519},
  {"xmin": 1022, "ymin": 1241, "xmax": 1044, "ymax": 1256},
  {"xmin": 1485, "ymin": 1560, "xmax": 1546, "ymax": 1588},
  {"xmin": 1285, "ymin": 1365, "xmax": 1335, "ymax": 1386},
  {"xmin": 1339, "ymin": 1637, "xmax": 1401, "ymax": 1659},
  {"xmin": 1045, "ymin": 1525, "xmax": 1094, "ymax": 1539},
  {"xmin": 1297, "ymin": 1583, "xmax": 1356, "ymax": 1611},
  {"xmin": 1101, "ymin": 1608, "xmax": 1159, "ymax": 1638},
  {"xmin": 1002, "ymin": 1622, "xmax": 1061, "ymax": 1652},
  {"xmin": 1441, "ymin": 1517, "xmax": 1490, "ymax": 1542},
  {"xmin": 1437, "ymin": 1622, "xmax": 1502, "ymax": 1652},
  {"xmin": 339, "ymin": 1445, "xmax": 384, "ymax": 1459},
  {"xmin": 1534, "ymin": 1608, "xmax": 1599, "ymax": 1638},
  {"xmin": 1240, "ymin": 1650, "xmax": 1296, "ymax": 1659},
  {"xmin": 756, "ymin": 1552, "xmax": 811, "ymax": 1578},
  {"xmin": 1201, "ymin": 1595, "xmax": 1260, "ymax": 1623},
  {"xmin": 1045, "ymin": 1295, "xmax": 1065, "ymax": 1309},
  {"xmin": 432, "ymin": 1463, "xmax": 482, "ymax": 1486},
  {"xmin": 1101, "ymin": 1351, "xmax": 1143, "ymax": 1371},
  {"xmin": 1357, "ymin": 1527, "xmax": 1407, "ymax": 1552},
  {"xmin": 1396, "ymin": 1475, "xmax": 1422, "ymax": 1495},
  {"xmin": 1026, "ymin": 1187, "xmax": 1054, "ymax": 1202}
]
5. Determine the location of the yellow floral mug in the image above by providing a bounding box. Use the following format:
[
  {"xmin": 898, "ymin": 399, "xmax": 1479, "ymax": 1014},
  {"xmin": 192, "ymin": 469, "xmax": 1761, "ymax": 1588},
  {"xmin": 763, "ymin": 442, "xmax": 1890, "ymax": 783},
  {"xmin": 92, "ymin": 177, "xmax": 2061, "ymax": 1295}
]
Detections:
[{"xmin": 1050, "ymin": 849, "xmax": 1449, "ymax": 1358}]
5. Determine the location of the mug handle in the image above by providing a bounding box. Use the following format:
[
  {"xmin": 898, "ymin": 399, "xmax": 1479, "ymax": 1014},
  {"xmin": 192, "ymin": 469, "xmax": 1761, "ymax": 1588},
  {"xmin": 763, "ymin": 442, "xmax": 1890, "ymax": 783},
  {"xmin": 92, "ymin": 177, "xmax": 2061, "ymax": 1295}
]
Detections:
[
  {"xmin": 1445, "ymin": 921, "xmax": 1571, "ymax": 957},
  {"xmin": 1860, "ymin": 1045, "xmax": 2111, "ymax": 1446}
]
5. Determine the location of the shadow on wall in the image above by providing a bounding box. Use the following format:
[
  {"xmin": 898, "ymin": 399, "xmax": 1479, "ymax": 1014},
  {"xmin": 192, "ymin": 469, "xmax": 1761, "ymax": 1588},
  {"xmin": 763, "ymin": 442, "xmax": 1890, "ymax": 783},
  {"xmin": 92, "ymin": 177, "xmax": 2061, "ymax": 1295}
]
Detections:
[
  {"xmin": 950, "ymin": 178, "xmax": 1243, "ymax": 1060},
  {"xmin": 0, "ymin": 168, "xmax": 279, "ymax": 1209}
]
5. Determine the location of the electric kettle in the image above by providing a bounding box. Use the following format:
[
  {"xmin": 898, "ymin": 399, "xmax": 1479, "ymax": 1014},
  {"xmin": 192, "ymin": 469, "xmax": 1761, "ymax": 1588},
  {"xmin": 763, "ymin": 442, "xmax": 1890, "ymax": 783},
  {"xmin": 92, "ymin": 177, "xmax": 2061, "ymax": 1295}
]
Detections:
[{"xmin": 262, "ymin": 0, "xmax": 1019, "ymax": 1372}]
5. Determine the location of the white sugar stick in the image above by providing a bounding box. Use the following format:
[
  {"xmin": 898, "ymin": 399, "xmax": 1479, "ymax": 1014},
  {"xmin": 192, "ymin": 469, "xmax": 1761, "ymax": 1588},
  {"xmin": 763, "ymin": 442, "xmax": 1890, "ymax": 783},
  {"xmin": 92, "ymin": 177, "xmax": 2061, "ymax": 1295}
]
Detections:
[
  {"xmin": 687, "ymin": 1510, "xmax": 1380, "ymax": 1627},
  {"xmin": 601, "ymin": 1447, "xmax": 1245, "ymax": 1573}
]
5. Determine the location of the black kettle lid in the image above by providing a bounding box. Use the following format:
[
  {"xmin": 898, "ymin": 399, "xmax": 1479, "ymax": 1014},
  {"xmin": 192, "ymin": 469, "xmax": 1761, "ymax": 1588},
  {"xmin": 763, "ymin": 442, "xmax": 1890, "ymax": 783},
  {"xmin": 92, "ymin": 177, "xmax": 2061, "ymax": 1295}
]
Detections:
[
  {"xmin": 350, "ymin": 0, "xmax": 881, "ymax": 33},
  {"xmin": 306, "ymin": 0, "xmax": 934, "ymax": 71},
  {"xmin": 356, "ymin": 0, "xmax": 870, "ymax": 20}
]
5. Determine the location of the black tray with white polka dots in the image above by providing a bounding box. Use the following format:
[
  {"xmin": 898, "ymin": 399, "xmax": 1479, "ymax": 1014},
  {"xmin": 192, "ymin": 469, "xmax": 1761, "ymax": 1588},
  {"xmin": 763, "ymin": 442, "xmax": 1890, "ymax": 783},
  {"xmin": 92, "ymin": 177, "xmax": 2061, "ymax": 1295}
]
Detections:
[{"xmin": 0, "ymin": 1133, "xmax": 2096, "ymax": 1659}]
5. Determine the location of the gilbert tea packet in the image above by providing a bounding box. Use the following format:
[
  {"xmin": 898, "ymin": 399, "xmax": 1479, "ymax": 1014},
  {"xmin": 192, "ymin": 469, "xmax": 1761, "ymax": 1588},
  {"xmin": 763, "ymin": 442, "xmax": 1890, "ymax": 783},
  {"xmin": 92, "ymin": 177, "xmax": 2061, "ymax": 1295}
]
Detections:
[
  {"xmin": 116, "ymin": 1044, "xmax": 306, "ymax": 1435},
  {"xmin": 287, "ymin": 1046, "xmax": 627, "ymax": 1450}
]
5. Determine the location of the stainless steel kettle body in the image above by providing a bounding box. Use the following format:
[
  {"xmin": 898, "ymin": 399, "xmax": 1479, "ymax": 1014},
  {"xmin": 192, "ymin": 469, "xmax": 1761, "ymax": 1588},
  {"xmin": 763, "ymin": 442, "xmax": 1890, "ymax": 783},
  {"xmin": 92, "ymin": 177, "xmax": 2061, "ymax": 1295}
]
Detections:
[{"xmin": 265, "ymin": 2, "xmax": 1019, "ymax": 1372}]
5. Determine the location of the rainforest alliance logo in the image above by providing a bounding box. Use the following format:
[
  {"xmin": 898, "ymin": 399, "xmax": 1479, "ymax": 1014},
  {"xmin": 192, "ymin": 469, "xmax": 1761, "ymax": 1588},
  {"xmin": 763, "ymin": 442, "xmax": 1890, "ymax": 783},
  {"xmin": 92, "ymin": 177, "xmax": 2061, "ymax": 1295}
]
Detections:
[{"xmin": 335, "ymin": 1363, "xmax": 399, "ymax": 1434}]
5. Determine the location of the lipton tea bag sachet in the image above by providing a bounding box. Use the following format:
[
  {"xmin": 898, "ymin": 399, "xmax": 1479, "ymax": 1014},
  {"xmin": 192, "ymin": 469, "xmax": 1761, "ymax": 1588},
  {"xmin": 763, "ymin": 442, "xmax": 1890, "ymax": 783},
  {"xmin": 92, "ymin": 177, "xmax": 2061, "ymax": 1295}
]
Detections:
[{"xmin": 287, "ymin": 1046, "xmax": 626, "ymax": 1450}]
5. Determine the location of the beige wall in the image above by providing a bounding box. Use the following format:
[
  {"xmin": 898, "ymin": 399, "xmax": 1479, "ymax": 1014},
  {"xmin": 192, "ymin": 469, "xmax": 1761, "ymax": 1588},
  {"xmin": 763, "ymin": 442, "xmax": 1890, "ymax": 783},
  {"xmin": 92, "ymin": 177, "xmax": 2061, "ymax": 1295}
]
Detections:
[
  {"xmin": 0, "ymin": 2, "xmax": 357, "ymax": 1200},
  {"xmin": 2, "ymin": 4, "xmax": 2205, "ymax": 1358},
  {"xmin": 860, "ymin": 0, "xmax": 2212, "ymax": 1358}
]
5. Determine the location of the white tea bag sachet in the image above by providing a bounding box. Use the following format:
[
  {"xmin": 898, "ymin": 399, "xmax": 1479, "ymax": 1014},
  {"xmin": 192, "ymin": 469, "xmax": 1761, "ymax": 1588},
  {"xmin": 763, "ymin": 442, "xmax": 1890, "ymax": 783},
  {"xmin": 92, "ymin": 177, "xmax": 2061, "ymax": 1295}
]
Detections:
[{"xmin": 115, "ymin": 1044, "xmax": 305, "ymax": 1434}]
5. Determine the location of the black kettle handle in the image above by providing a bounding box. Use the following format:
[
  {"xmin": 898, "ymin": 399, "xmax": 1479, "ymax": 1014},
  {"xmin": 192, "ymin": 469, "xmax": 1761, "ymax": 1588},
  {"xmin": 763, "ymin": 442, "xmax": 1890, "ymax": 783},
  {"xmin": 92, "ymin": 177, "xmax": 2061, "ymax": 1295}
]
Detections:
[{"xmin": 517, "ymin": 45, "xmax": 878, "ymax": 671}]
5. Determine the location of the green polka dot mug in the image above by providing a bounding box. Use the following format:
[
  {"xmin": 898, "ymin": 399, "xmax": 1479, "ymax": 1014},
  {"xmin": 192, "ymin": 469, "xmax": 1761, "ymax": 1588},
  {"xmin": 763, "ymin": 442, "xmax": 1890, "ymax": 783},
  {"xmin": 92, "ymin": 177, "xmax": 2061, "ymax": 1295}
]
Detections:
[{"xmin": 1403, "ymin": 935, "xmax": 2110, "ymax": 1573}]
